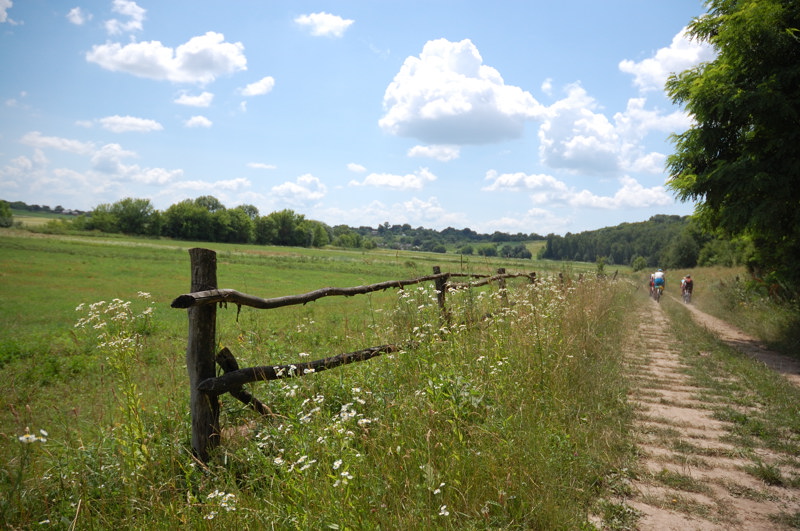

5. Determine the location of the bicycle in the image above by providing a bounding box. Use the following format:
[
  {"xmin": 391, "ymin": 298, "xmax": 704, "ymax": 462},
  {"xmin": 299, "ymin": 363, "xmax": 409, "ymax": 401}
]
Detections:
[
  {"xmin": 654, "ymin": 285, "xmax": 663, "ymax": 302},
  {"xmin": 682, "ymin": 289, "xmax": 692, "ymax": 304}
]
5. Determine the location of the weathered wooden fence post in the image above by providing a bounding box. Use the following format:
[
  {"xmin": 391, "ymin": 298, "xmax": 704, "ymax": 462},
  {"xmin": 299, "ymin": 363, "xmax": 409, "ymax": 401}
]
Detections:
[
  {"xmin": 186, "ymin": 248, "xmax": 220, "ymax": 462},
  {"xmin": 433, "ymin": 266, "xmax": 447, "ymax": 311},
  {"xmin": 433, "ymin": 265, "xmax": 452, "ymax": 325},
  {"xmin": 497, "ymin": 267, "xmax": 509, "ymax": 306}
]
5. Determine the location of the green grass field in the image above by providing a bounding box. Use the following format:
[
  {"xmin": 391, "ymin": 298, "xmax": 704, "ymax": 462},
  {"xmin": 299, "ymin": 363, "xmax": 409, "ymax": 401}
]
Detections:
[
  {"xmin": 4, "ymin": 227, "xmax": 799, "ymax": 528},
  {"xmin": 0, "ymin": 228, "xmax": 634, "ymax": 528}
]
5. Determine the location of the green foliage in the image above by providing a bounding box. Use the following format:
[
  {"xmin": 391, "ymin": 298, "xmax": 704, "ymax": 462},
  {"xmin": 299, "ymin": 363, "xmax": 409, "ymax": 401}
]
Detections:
[
  {"xmin": 666, "ymin": 0, "xmax": 800, "ymax": 291},
  {"xmin": 500, "ymin": 243, "xmax": 532, "ymax": 259},
  {"xmin": 697, "ymin": 273, "xmax": 800, "ymax": 353},
  {"xmin": 662, "ymin": 232, "xmax": 699, "ymax": 270},
  {"xmin": 541, "ymin": 215, "xmax": 690, "ymax": 266},
  {"xmin": 0, "ymin": 233, "xmax": 633, "ymax": 528},
  {"xmin": 631, "ymin": 256, "xmax": 647, "ymax": 272},
  {"xmin": 3, "ymin": 197, "xmax": 544, "ymax": 256},
  {"xmin": 0, "ymin": 200, "xmax": 12, "ymax": 228},
  {"xmin": 596, "ymin": 256, "xmax": 606, "ymax": 276}
]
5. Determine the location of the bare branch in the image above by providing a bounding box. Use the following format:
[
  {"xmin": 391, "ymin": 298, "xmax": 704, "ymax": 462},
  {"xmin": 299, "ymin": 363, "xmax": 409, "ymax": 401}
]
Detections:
[
  {"xmin": 215, "ymin": 347, "xmax": 275, "ymax": 417},
  {"xmin": 198, "ymin": 344, "xmax": 407, "ymax": 394},
  {"xmin": 171, "ymin": 274, "xmax": 449, "ymax": 309}
]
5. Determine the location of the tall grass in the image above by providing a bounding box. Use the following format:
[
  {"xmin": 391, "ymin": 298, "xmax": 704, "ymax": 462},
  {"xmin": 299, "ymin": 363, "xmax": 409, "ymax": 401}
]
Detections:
[
  {"xmin": 1, "ymin": 232, "xmax": 632, "ymax": 528},
  {"xmin": 686, "ymin": 265, "xmax": 800, "ymax": 358}
]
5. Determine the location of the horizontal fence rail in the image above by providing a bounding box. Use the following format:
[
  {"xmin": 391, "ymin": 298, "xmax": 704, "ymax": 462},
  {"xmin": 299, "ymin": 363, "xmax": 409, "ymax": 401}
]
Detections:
[
  {"xmin": 173, "ymin": 248, "xmax": 538, "ymax": 462},
  {"xmin": 198, "ymin": 343, "xmax": 411, "ymax": 394}
]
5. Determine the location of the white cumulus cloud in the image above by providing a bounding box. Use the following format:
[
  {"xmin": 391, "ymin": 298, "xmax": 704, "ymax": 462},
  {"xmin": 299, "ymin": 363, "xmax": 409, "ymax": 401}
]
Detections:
[
  {"xmin": 408, "ymin": 145, "xmax": 460, "ymax": 162},
  {"xmin": 380, "ymin": 38, "xmax": 543, "ymax": 145},
  {"xmin": 174, "ymin": 91, "xmax": 214, "ymax": 107},
  {"xmin": 86, "ymin": 31, "xmax": 247, "ymax": 85},
  {"xmin": 105, "ymin": 0, "xmax": 145, "ymax": 35},
  {"xmin": 295, "ymin": 12, "xmax": 354, "ymax": 37},
  {"xmin": 172, "ymin": 177, "xmax": 250, "ymax": 191},
  {"xmin": 272, "ymin": 174, "xmax": 327, "ymax": 204},
  {"xmin": 99, "ymin": 115, "xmax": 163, "ymax": 133},
  {"xmin": 247, "ymin": 162, "xmax": 276, "ymax": 170},
  {"xmin": 349, "ymin": 167, "xmax": 436, "ymax": 190},
  {"xmin": 1, "ymin": 0, "xmax": 19, "ymax": 25},
  {"xmin": 20, "ymin": 131, "xmax": 96, "ymax": 155},
  {"xmin": 483, "ymin": 170, "xmax": 671, "ymax": 210},
  {"xmin": 619, "ymin": 27, "xmax": 715, "ymax": 92},
  {"xmin": 568, "ymin": 175, "xmax": 672, "ymax": 209},
  {"xmin": 241, "ymin": 76, "xmax": 275, "ymax": 96},
  {"xmin": 184, "ymin": 115, "xmax": 212, "ymax": 128},
  {"xmin": 537, "ymin": 84, "xmax": 620, "ymax": 174},
  {"xmin": 347, "ymin": 162, "xmax": 366, "ymax": 173},
  {"xmin": 67, "ymin": 7, "xmax": 91, "ymax": 25},
  {"xmin": 482, "ymin": 170, "xmax": 571, "ymax": 205}
]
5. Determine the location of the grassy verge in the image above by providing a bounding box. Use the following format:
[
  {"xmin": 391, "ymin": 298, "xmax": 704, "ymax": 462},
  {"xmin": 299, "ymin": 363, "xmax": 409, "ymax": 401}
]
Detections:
[
  {"xmin": 661, "ymin": 297, "xmax": 800, "ymax": 478},
  {"xmin": 1, "ymin": 232, "xmax": 633, "ymax": 528},
  {"xmin": 685, "ymin": 265, "xmax": 800, "ymax": 358}
]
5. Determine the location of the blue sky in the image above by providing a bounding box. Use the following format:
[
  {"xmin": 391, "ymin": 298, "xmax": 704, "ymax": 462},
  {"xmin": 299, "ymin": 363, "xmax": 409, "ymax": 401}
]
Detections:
[{"xmin": 0, "ymin": 1, "xmax": 714, "ymax": 235}]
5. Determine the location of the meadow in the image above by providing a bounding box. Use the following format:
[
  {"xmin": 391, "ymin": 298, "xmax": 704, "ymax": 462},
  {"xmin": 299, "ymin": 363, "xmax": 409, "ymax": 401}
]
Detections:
[{"xmin": 2, "ymin": 228, "xmax": 636, "ymax": 528}]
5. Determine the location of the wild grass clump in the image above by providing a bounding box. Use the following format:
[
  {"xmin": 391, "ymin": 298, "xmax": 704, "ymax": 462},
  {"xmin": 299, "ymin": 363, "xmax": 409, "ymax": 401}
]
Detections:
[
  {"xmin": 694, "ymin": 269, "xmax": 800, "ymax": 357},
  {"xmin": 1, "ymin": 274, "xmax": 634, "ymax": 528}
]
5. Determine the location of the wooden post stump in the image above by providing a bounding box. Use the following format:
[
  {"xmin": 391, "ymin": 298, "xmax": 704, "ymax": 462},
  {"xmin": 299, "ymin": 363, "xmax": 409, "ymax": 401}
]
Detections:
[
  {"xmin": 497, "ymin": 267, "xmax": 509, "ymax": 306},
  {"xmin": 186, "ymin": 248, "xmax": 220, "ymax": 462},
  {"xmin": 433, "ymin": 266, "xmax": 447, "ymax": 310}
]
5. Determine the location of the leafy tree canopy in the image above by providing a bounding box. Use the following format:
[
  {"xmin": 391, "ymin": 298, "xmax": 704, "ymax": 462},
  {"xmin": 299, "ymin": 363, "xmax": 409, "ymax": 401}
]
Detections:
[{"xmin": 666, "ymin": 0, "xmax": 800, "ymax": 288}]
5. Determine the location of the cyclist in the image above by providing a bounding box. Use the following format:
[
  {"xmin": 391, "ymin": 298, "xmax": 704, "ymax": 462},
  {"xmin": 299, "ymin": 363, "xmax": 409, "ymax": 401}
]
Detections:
[
  {"xmin": 681, "ymin": 275, "xmax": 693, "ymax": 303},
  {"xmin": 649, "ymin": 273, "xmax": 655, "ymax": 297},
  {"xmin": 653, "ymin": 269, "xmax": 665, "ymax": 300}
]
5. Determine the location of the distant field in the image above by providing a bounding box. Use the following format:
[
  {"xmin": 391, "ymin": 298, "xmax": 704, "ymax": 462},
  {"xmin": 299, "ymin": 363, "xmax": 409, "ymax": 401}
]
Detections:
[
  {"xmin": 10, "ymin": 209, "xmax": 76, "ymax": 227},
  {"xmin": 0, "ymin": 228, "xmax": 589, "ymax": 341}
]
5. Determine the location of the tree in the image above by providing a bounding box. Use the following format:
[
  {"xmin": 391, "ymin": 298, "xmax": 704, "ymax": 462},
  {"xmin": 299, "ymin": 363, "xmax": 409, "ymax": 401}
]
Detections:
[
  {"xmin": 306, "ymin": 221, "xmax": 331, "ymax": 247},
  {"xmin": 662, "ymin": 232, "xmax": 699, "ymax": 270},
  {"xmin": 227, "ymin": 206, "xmax": 255, "ymax": 243},
  {"xmin": 631, "ymin": 256, "xmax": 648, "ymax": 272},
  {"xmin": 194, "ymin": 195, "xmax": 225, "ymax": 213},
  {"xmin": 666, "ymin": 0, "xmax": 800, "ymax": 288},
  {"xmin": 254, "ymin": 215, "xmax": 277, "ymax": 245},
  {"xmin": 0, "ymin": 200, "xmax": 12, "ymax": 227},
  {"xmin": 238, "ymin": 204, "xmax": 260, "ymax": 220},
  {"xmin": 163, "ymin": 199, "xmax": 212, "ymax": 241},
  {"xmin": 110, "ymin": 197, "xmax": 156, "ymax": 235},
  {"xmin": 87, "ymin": 203, "xmax": 118, "ymax": 233},
  {"xmin": 267, "ymin": 209, "xmax": 306, "ymax": 246}
]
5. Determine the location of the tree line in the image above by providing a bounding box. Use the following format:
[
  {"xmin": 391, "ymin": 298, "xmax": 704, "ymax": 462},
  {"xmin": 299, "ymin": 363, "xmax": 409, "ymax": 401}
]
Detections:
[
  {"xmin": 2, "ymin": 197, "xmax": 541, "ymax": 258},
  {"xmin": 538, "ymin": 214, "xmax": 748, "ymax": 271}
]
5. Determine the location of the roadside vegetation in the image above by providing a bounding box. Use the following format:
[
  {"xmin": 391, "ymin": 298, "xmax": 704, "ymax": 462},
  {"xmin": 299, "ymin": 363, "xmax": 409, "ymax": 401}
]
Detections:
[
  {"xmin": 680, "ymin": 266, "xmax": 800, "ymax": 360},
  {"xmin": 1, "ymin": 230, "xmax": 630, "ymax": 528},
  {"xmin": 662, "ymin": 297, "xmax": 800, "ymax": 489}
]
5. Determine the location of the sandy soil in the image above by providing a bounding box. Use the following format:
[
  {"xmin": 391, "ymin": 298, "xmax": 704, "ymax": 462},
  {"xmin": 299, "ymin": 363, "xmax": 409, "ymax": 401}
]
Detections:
[{"xmin": 622, "ymin": 298, "xmax": 800, "ymax": 530}]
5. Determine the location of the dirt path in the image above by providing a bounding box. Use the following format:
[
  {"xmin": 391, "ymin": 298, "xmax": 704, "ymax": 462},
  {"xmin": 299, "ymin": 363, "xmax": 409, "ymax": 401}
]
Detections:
[
  {"xmin": 623, "ymin": 298, "xmax": 800, "ymax": 530},
  {"xmin": 680, "ymin": 299, "xmax": 800, "ymax": 387}
]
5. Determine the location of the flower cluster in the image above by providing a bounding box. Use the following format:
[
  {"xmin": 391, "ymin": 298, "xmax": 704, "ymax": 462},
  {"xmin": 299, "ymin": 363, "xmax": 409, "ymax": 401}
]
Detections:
[
  {"xmin": 74, "ymin": 292, "xmax": 155, "ymax": 351},
  {"xmin": 18, "ymin": 427, "xmax": 48, "ymax": 444},
  {"xmin": 204, "ymin": 489, "xmax": 237, "ymax": 519},
  {"xmin": 272, "ymin": 453, "xmax": 318, "ymax": 473}
]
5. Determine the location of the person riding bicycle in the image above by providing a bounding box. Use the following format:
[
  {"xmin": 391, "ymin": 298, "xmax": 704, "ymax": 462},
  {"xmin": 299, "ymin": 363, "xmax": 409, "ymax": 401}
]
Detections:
[
  {"xmin": 681, "ymin": 275, "xmax": 693, "ymax": 299},
  {"xmin": 653, "ymin": 269, "xmax": 665, "ymax": 293}
]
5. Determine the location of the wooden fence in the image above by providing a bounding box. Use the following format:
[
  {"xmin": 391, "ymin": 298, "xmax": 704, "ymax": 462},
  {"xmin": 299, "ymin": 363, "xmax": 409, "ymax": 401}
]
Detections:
[{"xmin": 171, "ymin": 248, "xmax": 538, "ymax": 462}]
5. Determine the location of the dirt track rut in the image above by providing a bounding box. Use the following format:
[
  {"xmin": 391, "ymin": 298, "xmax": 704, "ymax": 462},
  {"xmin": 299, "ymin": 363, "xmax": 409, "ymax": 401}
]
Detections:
[{"xmin": 624, "ymin": 299, "xmax": 800, "ymax": 530}]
